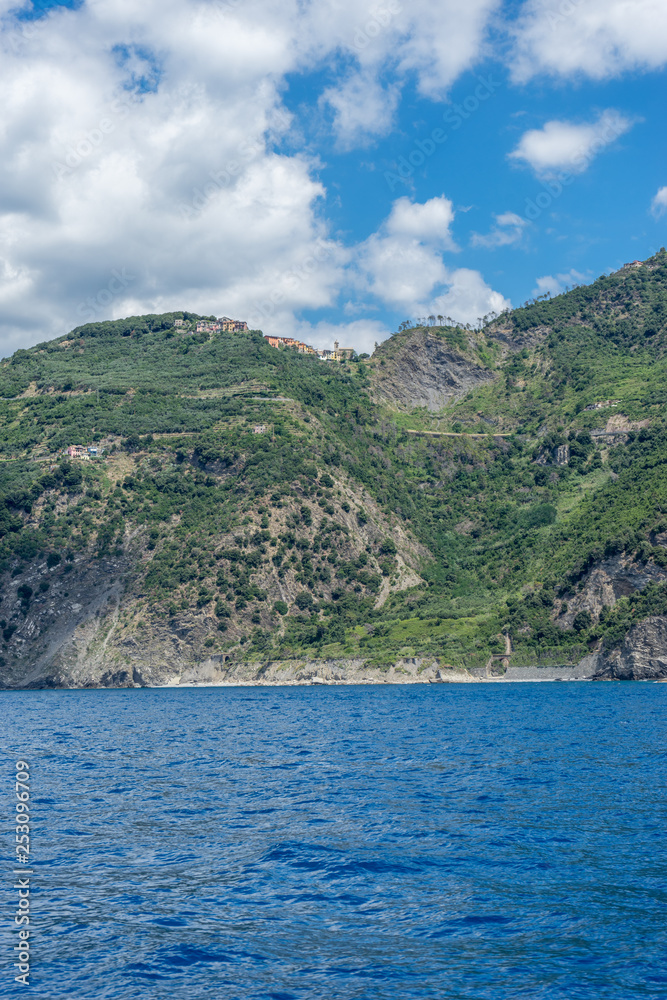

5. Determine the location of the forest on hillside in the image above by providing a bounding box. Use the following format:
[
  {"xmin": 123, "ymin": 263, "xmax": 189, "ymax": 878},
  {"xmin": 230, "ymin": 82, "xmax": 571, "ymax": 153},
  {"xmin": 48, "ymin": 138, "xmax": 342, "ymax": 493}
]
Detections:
[{"xmin": 0, "ymin": 251, "xmax": 666, "ymax": 672}]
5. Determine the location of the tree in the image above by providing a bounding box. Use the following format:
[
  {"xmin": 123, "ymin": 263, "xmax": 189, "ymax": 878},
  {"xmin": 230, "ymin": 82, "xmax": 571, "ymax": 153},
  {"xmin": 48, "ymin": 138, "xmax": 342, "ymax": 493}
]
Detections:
[{"xmin": 572, "ymin": 609, "xmax": 592, "ymax": 632}]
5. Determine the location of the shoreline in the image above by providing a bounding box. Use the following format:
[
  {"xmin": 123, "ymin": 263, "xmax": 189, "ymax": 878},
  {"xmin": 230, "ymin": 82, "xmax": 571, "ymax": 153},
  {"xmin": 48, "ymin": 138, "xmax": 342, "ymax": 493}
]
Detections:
[
  {"xmin": 4, "ymin": 677, "xmax": 665, "ymax": 692},
  {"xmin": 4, "ymin": 653, "xmax": 666, "ymax": 690}
]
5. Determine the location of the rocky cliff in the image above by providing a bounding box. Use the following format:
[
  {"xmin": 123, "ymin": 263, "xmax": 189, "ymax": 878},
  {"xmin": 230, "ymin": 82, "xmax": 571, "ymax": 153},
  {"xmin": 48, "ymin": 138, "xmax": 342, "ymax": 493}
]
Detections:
[
  {"xmin": 556, "ymin": 553, "xmax": 667, "ymax": 629},
  {"xmin": 591, "ymin": 616, "xmax": 667, "ymax": 680},
  {"xmin": 370, "ymin": 327, "xmax": 496, "ymax": 411}
]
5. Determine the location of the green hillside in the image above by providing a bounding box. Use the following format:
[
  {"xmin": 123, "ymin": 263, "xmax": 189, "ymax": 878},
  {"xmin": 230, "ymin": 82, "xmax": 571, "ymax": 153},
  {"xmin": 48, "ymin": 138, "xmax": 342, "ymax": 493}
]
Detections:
[{"xmin": 1, "ymin": 250, "xmax": 667, "ymax": 685}]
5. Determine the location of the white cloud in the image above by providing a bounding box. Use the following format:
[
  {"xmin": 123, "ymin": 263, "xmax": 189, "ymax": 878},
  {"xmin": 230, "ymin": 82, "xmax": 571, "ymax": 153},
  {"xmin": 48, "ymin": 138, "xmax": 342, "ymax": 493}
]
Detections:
[
  {"xmin": 321, "ymin": 72, "xmax": 399, "ymax": 149},
  {"xmin": 0, "ymin": 0, "xmax": 346, "ymax": 352},
  {"xmin": 395, "ymin": 0, "xmax": 500, "ymax": 97},
  {"xmin": 385, "ymin": 195, "xmax": 457, "ymax": 246},
  {"xmin": 508, "ymin": 111, "xmax": 634, "ymax": 177},
  {"xmin": 354, "ymin": 196, "xmax": 455, "ymax": 308},
  {"xmin": 355, "ymin": 196, "xmax": 509, "ymax": 324},
  {"xmin": 428, "ymin": 269, "xmax": 511, "ymax": 325},
  {"xmin": 0, "ymin": 1, "xmax": 507, "ymax": 355},
  {"xmin": 358, "ymin": 236, "xmax": 450, "ymax": 307},
  {"xmin": 511, "ymin": 0, "xmax": 667, "ymax": 82},
  {"xmin": 316, "ymin": 0, "xmax": 500, "ymax": 144},
  {"xmin": 532, "ymin": 269, "xmax": 587, "ymax": 298},
  {"xmin": 303, "ymin": 0, "xmax": 499, "ymax": 96},
  {"xmin": 651, "ymin": 186, "xmax": 667, "ymax": 218},
  {"xmin": 471, "ymin": 211, "xmax": 528, "ymax": 248}
]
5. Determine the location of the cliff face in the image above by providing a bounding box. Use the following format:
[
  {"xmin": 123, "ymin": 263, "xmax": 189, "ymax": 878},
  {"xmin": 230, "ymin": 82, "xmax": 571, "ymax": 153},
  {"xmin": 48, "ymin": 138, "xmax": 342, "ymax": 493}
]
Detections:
[
  {"xmin": 593, "ymin": 616, "xmax": 667, "ymax": 680},
  {"xmin": 370, "ymin": 328, "xmax": 495, "ymax": 411},
  {"xmin": 556, "ymin": 554, "xmax": 667, "ymax": 629},
  {"xmin": 0, "ymin": 551, "xmax": 130, "ymax": 689}
]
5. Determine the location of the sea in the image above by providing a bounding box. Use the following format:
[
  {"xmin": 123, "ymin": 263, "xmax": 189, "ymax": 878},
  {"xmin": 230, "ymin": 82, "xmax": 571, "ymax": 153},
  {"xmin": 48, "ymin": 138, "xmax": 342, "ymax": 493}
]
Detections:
[{"xmin": 2, "ymin": 683, "xmax": 666, "ymax": 999}]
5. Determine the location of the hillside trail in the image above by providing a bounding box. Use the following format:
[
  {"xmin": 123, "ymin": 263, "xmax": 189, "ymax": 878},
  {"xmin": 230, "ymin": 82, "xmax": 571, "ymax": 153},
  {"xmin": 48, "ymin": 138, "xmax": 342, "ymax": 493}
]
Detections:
[{"xmin": 484, "ymin": 631, "xmax": 512, "ymax": 676}]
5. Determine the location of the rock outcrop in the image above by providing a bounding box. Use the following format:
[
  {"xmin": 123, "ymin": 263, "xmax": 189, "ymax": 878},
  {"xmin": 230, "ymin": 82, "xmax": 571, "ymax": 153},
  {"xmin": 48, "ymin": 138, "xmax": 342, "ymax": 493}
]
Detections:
[
  {"xmin": 592, "ymin": 616, "xmax": 667, "ymax": 680},
  {"xmin": 371, "ymin": 328, "xmax": 495, "ymax": 411},
  {"xmin": 557, "ymin": 553, "xmax": 667, "ymax": 628}
]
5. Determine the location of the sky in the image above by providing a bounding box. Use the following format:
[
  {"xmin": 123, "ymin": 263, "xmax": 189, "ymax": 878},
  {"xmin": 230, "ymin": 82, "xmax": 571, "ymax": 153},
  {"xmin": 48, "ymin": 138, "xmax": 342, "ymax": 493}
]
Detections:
[{"xmin": 0, "ymin": 0, "xmax": 666, "ymax": 356}]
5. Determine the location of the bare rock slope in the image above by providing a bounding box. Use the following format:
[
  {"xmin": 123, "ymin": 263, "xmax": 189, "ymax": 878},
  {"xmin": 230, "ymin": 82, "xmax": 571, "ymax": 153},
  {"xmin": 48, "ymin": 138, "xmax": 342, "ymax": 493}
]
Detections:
[
  {"xmin": 556, "ymin": 553, "xmax": 667, "ymax": 629},
  {"xmin": 371, "ymin": 328, "xmax": 495, "ymax": 411},
  {"xmin": 591, "ymin": 617, "xmax": 667, "ymax": 680}
]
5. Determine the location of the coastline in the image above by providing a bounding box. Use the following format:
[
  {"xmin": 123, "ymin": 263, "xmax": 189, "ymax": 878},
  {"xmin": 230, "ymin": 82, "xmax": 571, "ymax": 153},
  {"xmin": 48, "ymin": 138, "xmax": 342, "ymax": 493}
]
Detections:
[
  {"xmin": 5, "ymin": 648, "xmax": 667, "ymax": 690},
  {"xmin": 150, "ymin": 656, "xmax": 602, "ymax": 687},
  {"xmin": 5, "ymin": 656, "xmax": 602, "ymax": 689}
]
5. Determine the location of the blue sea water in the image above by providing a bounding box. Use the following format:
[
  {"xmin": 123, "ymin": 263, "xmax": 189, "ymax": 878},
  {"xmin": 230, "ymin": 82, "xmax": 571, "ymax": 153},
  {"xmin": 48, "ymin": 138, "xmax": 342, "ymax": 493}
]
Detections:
[{"xmin": 2, "ymin": 684, "xmax": 666, "ymax": 1000}]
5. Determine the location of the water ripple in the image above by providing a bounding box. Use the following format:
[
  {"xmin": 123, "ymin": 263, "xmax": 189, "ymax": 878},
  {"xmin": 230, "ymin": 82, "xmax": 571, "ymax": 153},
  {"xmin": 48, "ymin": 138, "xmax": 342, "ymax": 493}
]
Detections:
[{"xmin": 2, "ymin": 684, "xmax": 666, "ymax": 999}]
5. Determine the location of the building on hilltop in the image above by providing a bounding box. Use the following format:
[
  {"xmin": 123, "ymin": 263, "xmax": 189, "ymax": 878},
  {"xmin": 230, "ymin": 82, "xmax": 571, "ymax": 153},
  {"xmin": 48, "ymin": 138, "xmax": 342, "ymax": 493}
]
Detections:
[
  {"xmin": 263, "ymin": 335, "xmax": 314, "ymax": 354},
  {"xmin": 264, "ymin": 335, "xmax": 351, "ymax": 360},
  {"xmin": 320, "ymin": 340, "xmax": 354, "ymax": 361},
  {"xmin": 194, "ymin": 317, "xmax": 248, "ymax": 333},
  {"xmin": 174, "ymin": 319, "xmax": 185, "ymax": 327},
  {"xmin": 332, "ymin": 340, "xmax": 354, "ymax": 361},
  {"xmin": 219, "ymin": 317, "xmax": 249, "ymax": 332}
]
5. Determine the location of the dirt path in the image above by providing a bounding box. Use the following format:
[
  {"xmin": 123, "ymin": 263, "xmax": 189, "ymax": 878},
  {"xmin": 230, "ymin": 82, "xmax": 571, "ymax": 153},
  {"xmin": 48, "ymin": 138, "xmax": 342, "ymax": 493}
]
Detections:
[{"xmin": 404, "ymin": 429, "xmax": 512, "ymax": 438}]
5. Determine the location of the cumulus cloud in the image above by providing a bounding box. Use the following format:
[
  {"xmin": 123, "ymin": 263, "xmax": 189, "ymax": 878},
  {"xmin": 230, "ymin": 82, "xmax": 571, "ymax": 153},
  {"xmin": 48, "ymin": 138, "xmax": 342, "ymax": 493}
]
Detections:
[
  {"xmin": 385, "ymin": 196, "xmax": 457, "ymax": 246},
  {"xmin": 471, "ymin": 211, "xmax": 528, "ymax": 248},
  {"xmin": 316, "ymin": 0, "xmax": 500, "ymax": 143},
  {"xmin": 305, "ymin": 0, "xmax": 499, "ymax": 92},
  {"xmin": 508, "ymin": 111, "xmax": 634, "ymax": 177},
  {"xmin": 321, "ymin": 72, "xmax": 400, "ymax": 149},
  {"xmin": 358, "ymin": 237, "xmax": 450, "ymax": 308},
  {"xmin": 651, "ymin": 186, "xmax": 667, "ymax": 218},
  {"xmin": 428, "ymin": 269, "xmax": 511, "ymax": 325},
  {"xmin": 532, "ymin": 269, "xmax": 587, "ymax": 298},
  {"xmin": 355, "ymin": 196, "xmax": 509, "ymax": 324},
  {"xmin": 0, "ymin": 0, "xmax": 325, "ymax": 350},
  {"xmin": 511, "ymin": 0, "xmax": 667, "ymax": 82},
  {"xmin": 0, "ymin": 0, "xmax": 510, "ymax": 355},
  {"xmin": 354, "ymin": 196, "xmax": 455, "ymax": 307},
  {"xmin": 393, "ymin": 0, "xmax": 500, "ymax": 98}
]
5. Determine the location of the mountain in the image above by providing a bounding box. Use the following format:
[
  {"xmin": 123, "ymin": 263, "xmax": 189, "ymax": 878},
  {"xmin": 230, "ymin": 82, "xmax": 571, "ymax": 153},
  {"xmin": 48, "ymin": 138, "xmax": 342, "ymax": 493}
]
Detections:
[{"xmin": 1, "ymin": 249, "xmax": 667, "ymax": 688}]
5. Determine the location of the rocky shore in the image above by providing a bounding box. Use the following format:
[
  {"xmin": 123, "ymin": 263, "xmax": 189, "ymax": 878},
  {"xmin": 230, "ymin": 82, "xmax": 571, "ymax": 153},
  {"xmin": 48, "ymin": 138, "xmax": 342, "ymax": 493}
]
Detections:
[
  {"xmin": 4, "ymin": 613, "xmax": 667, "ymax": 689},
  {"xmin": 4, "ymin": 650, "xmax": 665, "ymax": 689}
]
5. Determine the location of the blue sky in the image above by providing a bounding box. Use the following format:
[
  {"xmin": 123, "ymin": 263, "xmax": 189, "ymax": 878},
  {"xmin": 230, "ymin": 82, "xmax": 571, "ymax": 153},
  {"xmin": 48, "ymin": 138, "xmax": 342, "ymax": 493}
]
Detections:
[{"xmin": 0, "ymin": 0, "xmax": 665, "ymax": 353}]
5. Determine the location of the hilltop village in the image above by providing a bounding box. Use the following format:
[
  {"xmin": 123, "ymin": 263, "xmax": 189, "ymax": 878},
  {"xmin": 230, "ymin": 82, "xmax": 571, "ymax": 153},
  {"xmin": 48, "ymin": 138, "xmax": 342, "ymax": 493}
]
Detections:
[
  {"xmin": 180, "ymin": 315, "xmax": 355, "ymax": 361},
  {"xmin": 263, "ymin": 335, "xmax": 355, "ymax": 361},
  {"xmin": 60, "ymin": 314, "xmax": 357, "ymax": 460}
]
